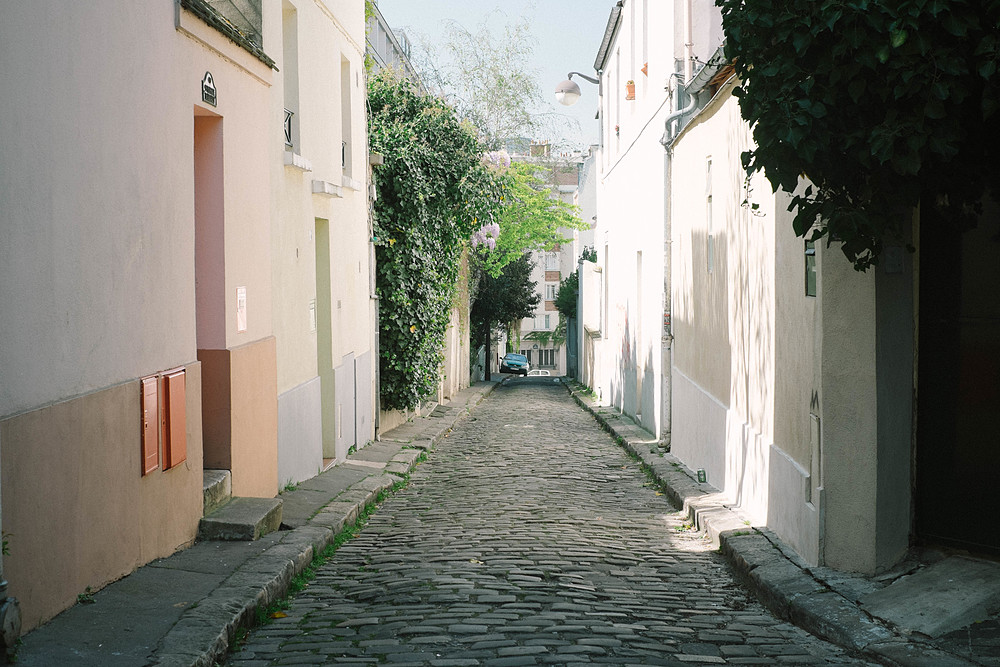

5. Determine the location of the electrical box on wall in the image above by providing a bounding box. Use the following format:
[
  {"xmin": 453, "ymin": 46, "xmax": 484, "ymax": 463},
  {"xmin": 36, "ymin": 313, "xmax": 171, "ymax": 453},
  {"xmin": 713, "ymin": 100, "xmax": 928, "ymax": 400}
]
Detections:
[
  {"xmin": 161, "ymin": 369, "xmax": 187, "ymax": 470},
  {"xmin": 141, "ymin": 368, "xmax": 187, "ymax": 476},
  {"xmin": 141, "ymin": 376, "xmax": 159, "ymax": 476}
]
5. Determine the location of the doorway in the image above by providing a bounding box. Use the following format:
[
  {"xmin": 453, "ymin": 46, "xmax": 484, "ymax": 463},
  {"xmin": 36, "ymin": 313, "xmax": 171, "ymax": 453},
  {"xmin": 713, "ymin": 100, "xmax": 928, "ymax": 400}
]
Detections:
[{"xmin": 915, "ymin": 199, "xmax": 1000, "ymax": 553}]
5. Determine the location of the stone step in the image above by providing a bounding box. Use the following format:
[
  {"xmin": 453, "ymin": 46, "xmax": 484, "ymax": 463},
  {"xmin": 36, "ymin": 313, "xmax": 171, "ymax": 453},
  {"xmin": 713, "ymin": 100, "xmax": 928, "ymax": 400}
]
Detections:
[
  {"xmin": 198, "ymin": 496, "xmax": 283, "ymax": 541},
  {"xmin": 203, "ymin": 469, "xmax": 232, "ymax": 516}
]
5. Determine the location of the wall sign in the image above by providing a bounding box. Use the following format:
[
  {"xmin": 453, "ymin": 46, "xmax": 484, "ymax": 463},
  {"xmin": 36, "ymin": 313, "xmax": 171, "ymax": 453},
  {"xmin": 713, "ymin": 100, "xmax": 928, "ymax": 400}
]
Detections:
[{"xmin": 202, "ymin": 71, "xmax": 217, "ymax": 107}]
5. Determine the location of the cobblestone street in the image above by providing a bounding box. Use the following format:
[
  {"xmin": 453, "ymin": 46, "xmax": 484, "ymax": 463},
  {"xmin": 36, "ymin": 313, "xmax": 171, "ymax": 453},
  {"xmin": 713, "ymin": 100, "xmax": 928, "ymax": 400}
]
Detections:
[{"xmin": 229, "ymin": 379, "xmax": 874, "ymax": 666}]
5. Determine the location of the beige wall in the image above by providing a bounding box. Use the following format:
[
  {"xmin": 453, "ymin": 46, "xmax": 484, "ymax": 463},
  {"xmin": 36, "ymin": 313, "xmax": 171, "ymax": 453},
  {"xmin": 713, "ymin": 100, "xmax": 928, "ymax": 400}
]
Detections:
[
  {"xmin": 671, "ymin": 86, "xmax": 776, "ymax": 524},
  {"xmin": 1, "ymin": 364, "xmax": 203, "ymax": 632},
  {"xmin": 670, "ymin": 84, "xmax": 827, "ymax": 564},
  {"xmin": 230, "ymin": 337, "xmax": 279, "ymax": 497},
  {"xmin": 819, "ymin": 250, "xmax": 880, "ymax": 572},
  {"xmin": 0, "ymin": 2, "xmax": 207, "ymax": 416},
  {"xmin": 198, "ymin": 338, "xmax": 279, "ymax": 497},
  {"xmin": 670, "ymin": 81, "xmax": 908, "ymax": 573}
]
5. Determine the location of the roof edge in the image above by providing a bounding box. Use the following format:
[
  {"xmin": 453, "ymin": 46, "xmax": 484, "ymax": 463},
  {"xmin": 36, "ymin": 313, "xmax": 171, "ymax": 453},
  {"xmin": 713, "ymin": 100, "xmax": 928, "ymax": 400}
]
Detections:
[{"xmin": 593, "ymin": 1, "xmax": 623, "ymax": 73}]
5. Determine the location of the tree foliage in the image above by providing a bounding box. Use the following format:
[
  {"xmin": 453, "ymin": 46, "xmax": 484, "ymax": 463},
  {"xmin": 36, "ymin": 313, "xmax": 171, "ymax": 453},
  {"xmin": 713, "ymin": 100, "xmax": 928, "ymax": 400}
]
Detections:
[
  {"xmin": 408, "ymin": 13, "xmax": 577, "ymax": 149},
  {"xmin": 369, "ymin": 70, "xmax": 503, "ymax": 410},
  {"xmin": 719, "ymin": 0, "xmax": 1000, "ymax": 269},
  {"xmin": 554, "ymin": 269, "xmax": 579, "ymax": 320},
  {"xmin": 470, "ymin": 252, "xmax": 540, "ymax": 355},
  {"xmin": 474, "ymin": 161, "xmax": 587, "ymax": 278}
]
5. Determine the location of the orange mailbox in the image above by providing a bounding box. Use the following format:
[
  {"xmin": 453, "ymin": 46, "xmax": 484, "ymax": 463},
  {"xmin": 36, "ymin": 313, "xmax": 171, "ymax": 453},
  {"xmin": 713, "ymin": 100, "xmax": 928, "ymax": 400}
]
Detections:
[
  {"xmin": 161, "ymin": 369, "xmax": 187, "ymax": 470},
  {"xmin": 141, "ymin": 376, "xmax": 159, "ymax": 475}
]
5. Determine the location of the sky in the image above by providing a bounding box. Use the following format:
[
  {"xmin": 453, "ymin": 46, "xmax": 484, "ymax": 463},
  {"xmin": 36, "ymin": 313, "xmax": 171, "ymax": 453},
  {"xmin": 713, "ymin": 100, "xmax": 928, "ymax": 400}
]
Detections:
[{"xmin": 375, "ymin": 0, "xmax": 617, "ymax": 150}]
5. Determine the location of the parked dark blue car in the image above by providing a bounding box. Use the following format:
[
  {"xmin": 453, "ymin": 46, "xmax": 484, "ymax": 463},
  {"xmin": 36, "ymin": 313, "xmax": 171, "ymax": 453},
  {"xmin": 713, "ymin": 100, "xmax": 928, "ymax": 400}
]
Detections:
[{"xmin": 500, "ymin": 352, "xmax": 530, "ymax": 376}]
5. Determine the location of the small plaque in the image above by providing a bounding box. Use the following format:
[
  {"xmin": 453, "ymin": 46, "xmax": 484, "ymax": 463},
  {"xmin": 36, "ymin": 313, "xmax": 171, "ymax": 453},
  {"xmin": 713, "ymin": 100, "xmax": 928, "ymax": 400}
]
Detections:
[
  {"xmin": 201, "ymin": 71, "xmax": 217, "ymax": 107},
  {"xmin": 237, "ymin": 286, "xmax": 247, "ymax": 333}
]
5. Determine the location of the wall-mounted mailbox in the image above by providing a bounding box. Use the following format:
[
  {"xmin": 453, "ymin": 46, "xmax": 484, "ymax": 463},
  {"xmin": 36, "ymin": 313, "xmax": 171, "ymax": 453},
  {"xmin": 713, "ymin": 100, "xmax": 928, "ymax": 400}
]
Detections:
[
  {"xmin": 161, "ymin": 369, "xmax": 187, "ymax": 470},
  {"xmin": 141, "ymin": 376, "xmax": 159, "ymax": 476}
]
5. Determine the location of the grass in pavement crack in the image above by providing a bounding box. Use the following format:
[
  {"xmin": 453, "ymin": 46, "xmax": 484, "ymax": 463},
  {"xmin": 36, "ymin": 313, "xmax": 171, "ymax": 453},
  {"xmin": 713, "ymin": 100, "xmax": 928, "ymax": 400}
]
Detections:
[{"xmin": 246, "ymin": 469, "xmax": 420, "ymax": 636}]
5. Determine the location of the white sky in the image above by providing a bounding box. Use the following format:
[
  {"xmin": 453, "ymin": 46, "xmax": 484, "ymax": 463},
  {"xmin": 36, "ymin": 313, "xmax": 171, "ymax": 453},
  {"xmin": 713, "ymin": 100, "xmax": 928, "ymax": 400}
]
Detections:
[{"xmin": 375, "ymin": 0, "xmax": 617, "ymax": 150}]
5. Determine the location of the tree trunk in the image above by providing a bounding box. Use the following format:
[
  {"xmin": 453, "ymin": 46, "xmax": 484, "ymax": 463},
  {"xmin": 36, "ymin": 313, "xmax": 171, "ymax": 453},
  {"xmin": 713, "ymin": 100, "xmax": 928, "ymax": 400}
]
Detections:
[{"xmin": 484, "ymin": 322, "xmax": 491, "ymax": 381}]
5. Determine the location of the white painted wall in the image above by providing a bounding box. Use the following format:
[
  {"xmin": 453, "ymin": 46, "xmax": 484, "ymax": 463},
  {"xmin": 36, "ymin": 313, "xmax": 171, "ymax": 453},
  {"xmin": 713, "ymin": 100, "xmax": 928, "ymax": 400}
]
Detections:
[
  {"xmin": 588, "ymin": 0, "xmax": 679, "ymax": 435},
  {"xmin": 268, "ymin": 0, "xmax": 375, "ymax": 476}
]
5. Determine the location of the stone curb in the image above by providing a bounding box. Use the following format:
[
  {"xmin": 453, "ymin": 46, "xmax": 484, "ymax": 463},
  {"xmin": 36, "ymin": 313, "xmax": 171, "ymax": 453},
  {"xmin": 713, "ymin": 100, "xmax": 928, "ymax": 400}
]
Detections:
[
  {"xmin": 152, "ymin": 381, "xmax": 498, "ymax": 667},
  {"xmin": 561, "ymin": 378, "xmax": 976, "ymax": 667}
]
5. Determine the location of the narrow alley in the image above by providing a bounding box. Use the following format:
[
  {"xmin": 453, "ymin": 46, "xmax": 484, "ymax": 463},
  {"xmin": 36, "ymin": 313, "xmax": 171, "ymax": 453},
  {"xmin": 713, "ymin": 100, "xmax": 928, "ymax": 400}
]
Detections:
[{"xmin": 228, "ymin": 379, "xmax": 873, "ymax": 666}]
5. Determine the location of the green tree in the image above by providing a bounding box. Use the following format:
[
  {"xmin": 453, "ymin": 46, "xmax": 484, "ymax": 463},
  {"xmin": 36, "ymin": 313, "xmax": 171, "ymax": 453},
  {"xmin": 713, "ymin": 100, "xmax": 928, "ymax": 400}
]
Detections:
[
  {"xmin": 369, "ymin": 70, "xmax": 503, "ymax": 410},
  {"xmin": 474, "ymin": 160, "xmax": 587, "ymax": 277},
  {"xmin": 718, "ymin": 0, "xmax": 1000, "ymax": 270},
  {"xmin": 470, "ymin": 253, "xmax": 540, "ymax": 380},
  {"xmin": 554, "ymin": 269, "xmax": 579, "ymax": 320}
]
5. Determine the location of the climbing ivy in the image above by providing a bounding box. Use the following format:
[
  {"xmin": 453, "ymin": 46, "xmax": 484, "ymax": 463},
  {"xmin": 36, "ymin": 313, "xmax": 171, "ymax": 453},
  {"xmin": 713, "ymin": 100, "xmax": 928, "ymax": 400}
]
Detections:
[
  {"xmin": 369, "ymin": 71, "xmax": 503, "ymax": 410},
  {"xmin": 719, "ymin": 0, "xmax": 1000, "ymax": 269}
]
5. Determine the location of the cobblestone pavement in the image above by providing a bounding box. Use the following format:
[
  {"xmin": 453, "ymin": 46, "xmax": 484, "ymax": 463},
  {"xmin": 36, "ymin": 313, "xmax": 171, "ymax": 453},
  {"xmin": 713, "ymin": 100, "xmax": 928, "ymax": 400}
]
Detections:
[{"xmin": 229, "ymin": 379, "xmax": 876, "ymax": 666}]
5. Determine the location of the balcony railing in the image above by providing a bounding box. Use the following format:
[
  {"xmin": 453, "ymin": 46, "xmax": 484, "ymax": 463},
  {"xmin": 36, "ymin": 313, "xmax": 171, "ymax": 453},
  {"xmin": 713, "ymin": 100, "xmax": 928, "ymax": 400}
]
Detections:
[{"xmin": 284, "ymin": 109, "xmax": 294, "ymax": 148}]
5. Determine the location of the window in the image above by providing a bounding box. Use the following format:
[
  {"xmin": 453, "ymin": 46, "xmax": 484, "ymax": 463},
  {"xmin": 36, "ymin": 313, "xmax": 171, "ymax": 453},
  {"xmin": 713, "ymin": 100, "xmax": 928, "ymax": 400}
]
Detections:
[
  {"xmin": 341, "ymin": 56, "xmax": 352, "ymax": 176},
  {"xmin": 282, "ymin": 4, "xmax": 299, "ymax": 149},
  {"xmin": 805, "ymin": 240, "xmax": 817, "ymax": 297},
  {"xmin": 545, "ymin": 284, "xmax": 557, "ymax": 300},
  {"xmin": 545, "ymin": 252, "xmax": 559, "ymax": 270},
  {"xmin": 539, "ymin": 348, "xmax": 555, "ymax": 367}
]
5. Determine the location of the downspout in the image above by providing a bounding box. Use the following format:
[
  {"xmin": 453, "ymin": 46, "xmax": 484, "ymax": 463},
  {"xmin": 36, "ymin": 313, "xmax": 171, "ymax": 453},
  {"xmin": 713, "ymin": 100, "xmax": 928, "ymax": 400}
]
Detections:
[
  {"xmin": 660, "ymin": 90, "xmax": 697, "ymax": 147},
  {"xmin": 659, "ymin": 0, "xmax": 696, "ymax": 445},
  {"xmin": 684, "ymin": 0, "xmax": 694, "ymax": 83},
  {"xmin": 661, "ymin": 144, "xmax": 673, "ymax": 446},
  {"xmin": 658, "ymin": 90, "xmax": 695, "ymax": 445}
]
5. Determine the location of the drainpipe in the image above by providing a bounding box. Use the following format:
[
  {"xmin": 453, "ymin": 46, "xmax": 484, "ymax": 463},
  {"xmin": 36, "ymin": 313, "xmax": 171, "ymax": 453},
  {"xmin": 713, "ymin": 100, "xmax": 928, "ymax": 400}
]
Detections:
[
  {"xmin": 661, "ymin": 144, "xmax": 674, "ymax": 446},
  {"xmin": 657, "ymin": 85, "xmax": 696, "ymax": 445},
  {"xmin": 660, "ymin": 87, "xmax": 697, "ymax": 147},
  {"xmin": 658, "ymin": 0, "xmax": 697, "ymax": 445},
  {"xmin": 684, "ymin": 0, "xmax": 694, "ymax": 83}
]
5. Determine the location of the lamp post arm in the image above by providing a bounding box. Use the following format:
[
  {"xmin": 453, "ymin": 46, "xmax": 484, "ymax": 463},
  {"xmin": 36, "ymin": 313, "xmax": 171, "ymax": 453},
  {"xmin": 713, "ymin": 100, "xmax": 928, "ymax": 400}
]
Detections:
[{"xmin": 567, "ymin": 72, "xmax": 599, "ymax": 85}]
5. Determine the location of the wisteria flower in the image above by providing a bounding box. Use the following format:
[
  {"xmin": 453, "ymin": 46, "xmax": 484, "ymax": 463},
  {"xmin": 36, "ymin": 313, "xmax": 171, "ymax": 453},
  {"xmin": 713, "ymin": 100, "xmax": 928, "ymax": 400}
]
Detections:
[
  {"xmin": 482, "ymin": 150, "xmax": 512, "ymax": 170},
  {"xmin": 471, "ymin": 221, "xmax": 501, "ymax": 250}
]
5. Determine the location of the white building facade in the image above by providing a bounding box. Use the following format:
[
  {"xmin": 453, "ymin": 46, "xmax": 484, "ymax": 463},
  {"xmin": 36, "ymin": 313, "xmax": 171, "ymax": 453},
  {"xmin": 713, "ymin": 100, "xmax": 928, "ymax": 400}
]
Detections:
[
  {"xmin": 580, "ymin": 0, "xmax": 922, "ymax": 575},
  {"xmin": 271, "ymin": 0, "xmax": 376, "ymax": 485}
]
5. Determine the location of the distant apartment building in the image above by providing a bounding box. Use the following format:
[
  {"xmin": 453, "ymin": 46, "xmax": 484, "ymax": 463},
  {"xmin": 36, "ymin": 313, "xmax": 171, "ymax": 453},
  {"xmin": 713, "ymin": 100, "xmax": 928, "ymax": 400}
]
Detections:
[{"xmin": 511, "ymin": 143, "xmax": 594, "ymax": 376}]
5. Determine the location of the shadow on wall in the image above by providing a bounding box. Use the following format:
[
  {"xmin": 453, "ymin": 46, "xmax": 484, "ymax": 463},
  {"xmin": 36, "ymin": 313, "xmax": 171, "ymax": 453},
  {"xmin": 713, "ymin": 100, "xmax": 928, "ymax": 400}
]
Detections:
[
  {"xmin": 724, "ymin": 114, "xmax": 774, "ymax": 516},
  {"xmin": 609, "ymin": 305, "xmax": 630, "ymax": 412},
  {"xmin": 642, "ymin": 344, "xmax": 656, "ymax": 432},
  {"xmin": 672, "ymin": 225, "xmax": 732, "ymax": 486}
]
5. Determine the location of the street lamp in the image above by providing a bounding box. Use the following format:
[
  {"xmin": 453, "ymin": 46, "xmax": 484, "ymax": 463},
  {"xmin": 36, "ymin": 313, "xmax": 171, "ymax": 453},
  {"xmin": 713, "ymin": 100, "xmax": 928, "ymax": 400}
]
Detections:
[{"xmin": 555, "ymin": 71, "xmax": 599, "ymax": 106}]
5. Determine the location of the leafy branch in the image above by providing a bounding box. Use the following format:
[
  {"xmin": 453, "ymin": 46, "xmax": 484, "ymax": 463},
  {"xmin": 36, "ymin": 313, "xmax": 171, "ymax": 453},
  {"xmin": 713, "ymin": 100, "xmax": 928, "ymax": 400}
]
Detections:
[{"xmin": 719, "ymin": 0, "xmax": 1000, "ymax": 270}]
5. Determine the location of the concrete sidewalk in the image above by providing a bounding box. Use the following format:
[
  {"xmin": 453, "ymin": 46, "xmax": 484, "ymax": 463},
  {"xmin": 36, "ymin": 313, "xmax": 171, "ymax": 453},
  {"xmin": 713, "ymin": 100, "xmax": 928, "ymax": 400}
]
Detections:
[
  {"xmin": 13, "ymin": 382, "xmax": 497, "ymax": 667},
  {"xmin": 563, "ymin": 378, "xmax": 1000, "ymax": 667}
]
